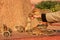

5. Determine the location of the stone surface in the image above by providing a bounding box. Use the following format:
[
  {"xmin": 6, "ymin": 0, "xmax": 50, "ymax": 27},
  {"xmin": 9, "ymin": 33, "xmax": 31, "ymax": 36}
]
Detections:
[{"xmin": 0, "ymin": 0, "xmax": 32, "ymax": 31}]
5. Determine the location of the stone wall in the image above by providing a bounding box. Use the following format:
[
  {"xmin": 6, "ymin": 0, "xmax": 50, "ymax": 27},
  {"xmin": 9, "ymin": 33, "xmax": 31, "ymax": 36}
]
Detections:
[
  {"xmin": 30, "ymin": 0, "xmax": 60, "ymax": 4},
  {"xmin": 0, "ymin": 0, "xmax": 32, "ymax": 31}
]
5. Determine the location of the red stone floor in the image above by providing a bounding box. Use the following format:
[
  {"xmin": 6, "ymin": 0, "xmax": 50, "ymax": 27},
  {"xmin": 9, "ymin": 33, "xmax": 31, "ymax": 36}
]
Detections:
[{"xmin": 0, "ymin": 31, "xmax": 60, "ymax": 40}]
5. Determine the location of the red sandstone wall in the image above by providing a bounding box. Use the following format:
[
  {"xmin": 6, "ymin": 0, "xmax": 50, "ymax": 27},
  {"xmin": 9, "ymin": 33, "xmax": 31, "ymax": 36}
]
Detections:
[{"xmin": 30, "ymin": 0, "xmax": 60, "ymax": 4}]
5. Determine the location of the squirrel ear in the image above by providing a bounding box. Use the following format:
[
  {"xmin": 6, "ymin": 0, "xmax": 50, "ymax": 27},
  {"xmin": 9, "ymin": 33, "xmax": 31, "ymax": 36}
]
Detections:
[{"xmin": 3, "ymin": 24, "xmax": 8, "ymax": 31}]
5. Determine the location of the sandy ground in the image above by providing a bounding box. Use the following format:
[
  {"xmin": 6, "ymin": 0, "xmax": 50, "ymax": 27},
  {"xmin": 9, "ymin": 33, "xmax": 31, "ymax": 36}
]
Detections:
[{"xmin": 0, "ymin": 31, "xmax": 60, "ymax": 40}]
